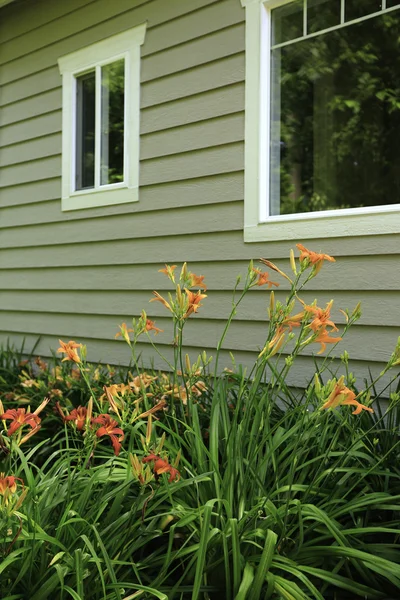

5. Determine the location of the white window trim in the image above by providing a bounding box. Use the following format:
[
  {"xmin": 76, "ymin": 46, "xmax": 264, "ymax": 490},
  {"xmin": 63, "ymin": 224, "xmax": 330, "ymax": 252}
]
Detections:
[
  {"xmin": 58, "ymin": 24, "xmax": 146, "ymax": 211},
  {"xmin": 241, "ymin": 0, "xmax": 400, "ymax": 242}
]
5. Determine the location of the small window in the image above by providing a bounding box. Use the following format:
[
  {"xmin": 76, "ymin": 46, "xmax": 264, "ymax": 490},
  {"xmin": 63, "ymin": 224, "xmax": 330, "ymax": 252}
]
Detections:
[
  {"xmin": 241, "ymin": 0, "xmax": 400, "ymax": 241},
  {"xmin": 58, "ymin": 25, "xmax": 146, "ymax": 211}
]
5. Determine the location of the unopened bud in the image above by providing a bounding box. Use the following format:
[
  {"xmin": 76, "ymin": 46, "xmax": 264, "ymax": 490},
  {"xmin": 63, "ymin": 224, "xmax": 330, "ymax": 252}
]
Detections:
[
  {"xmin": 351, "ymin": 302, "xmax": 362, "ymax": 320},
  {"xmin": 290, "ymin": 248, "xmax": 297, "ymax": 275},
  {"xmin": 314, "ymin": 373, "xmax": 321, "ymax": 394},
  {"xmin": 268, "ymin": 291, "xmax": 275, "ymax": 319}
]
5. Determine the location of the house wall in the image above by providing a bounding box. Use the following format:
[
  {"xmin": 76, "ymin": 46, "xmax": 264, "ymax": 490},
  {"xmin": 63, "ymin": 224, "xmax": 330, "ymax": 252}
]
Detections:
[{"xmin": 0, "ymin": 0, "xmax": 399, "ymax": 389}]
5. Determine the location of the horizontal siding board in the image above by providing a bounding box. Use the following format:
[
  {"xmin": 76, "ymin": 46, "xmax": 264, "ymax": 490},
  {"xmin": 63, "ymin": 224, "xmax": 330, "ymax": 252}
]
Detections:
[
  {"xmin": 143, "ymin": 0, "xmax": 244, "ymax": 56},
  {"xmin": 0, "ymin": 111, "xmax": 61, "ymax": 146},
  {"xmin": 141, "ymin": 83, "xmax": 244, "ymax": 134},
  {"xmin": 140, "ymin": 143, "xmax": 243, "ymax": 185},
  {"xmin": 0, "ymin": 66, "xmax": 60, "ymax": 107},
  {"xmin": 0, "ymin": 0, "xmax": 221, "ymax": 84},
  {"xmin": 0, "ymin": 289, "xmax": 397, "ymax": 327},
  {"xmin": 141, "ymin": 23, "xmax": 244, "ymax": 82},
  {"xmin": 140, "ymin": 113, "xmax": 244, "ymax": 160},
  {"xmin": 141, "ymin": 54, "xmax": 244, "ymax": 109},
  {"xmin": 0, "ymin": 0, "xmax": 99, "ymax": 45},
  {"xmin": 0, "ymin": 237, "xmax": 399, "ymax": 290},
  {"xmin": 0, "ymin": 172, "xmax": 243, "ymax": 215},
  {"xmin": 0, "ymin": 178, "xmax": 60, "ymax": 207},
  {"xmin": 0, "ymin": 310, "xmax": 397, "ymax": 363},
  {"xmin": 0, "ymin": 133, "xmax": 61, "ymax": 167},
  {"xmin": 1, "ymin": 0, "xmax": 243, "ymax": 63},
  {"xmin": 0, "ymin": 0, "xmax": 150, "ymax": 78},
  {"xmin": 0, "ymin": 155, "xmax": 61, "ymax": 187},
  {"xmin": 0, "ymin": 88, "xmax": 61, "ymax": 127},
  {"xmin": 0, "ymin": 202, "xmax": 244, "ymax": 247}
]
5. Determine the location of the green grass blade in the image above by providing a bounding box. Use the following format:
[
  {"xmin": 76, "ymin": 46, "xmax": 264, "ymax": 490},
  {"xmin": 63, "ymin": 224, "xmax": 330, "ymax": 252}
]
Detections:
[
  {"xmin": 234, "ymin": 562, "xmax": 254, "ymax": 600},
  {"xmin": 250, "ymin": 530, "xmax": 277, "ymax": 599}
]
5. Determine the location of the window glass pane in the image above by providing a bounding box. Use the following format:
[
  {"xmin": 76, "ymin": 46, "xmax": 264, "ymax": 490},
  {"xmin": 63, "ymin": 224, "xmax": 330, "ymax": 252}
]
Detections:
[
  {"xmin": 100, "ymin": 59, "xmax": 125, "ymax": 186},
  {"xmin": 272, "ymin": 0, "xmax": 303, "ymax": 45},
  {"xmin": 307, "ymin": 0, "xmax": 341, "ymax": 34},
  {"xmin": 387, "ymin": 0, "xmax": 400, "ymax": 8},
  {"xmin": 75, "ymin": 71, "xmax": 95, "ymax": 190},
  {"xmin": 345, "ymin": 0, "xmax": 382, "ymax": 21},
  {"xmin": 270, "ymin": 9, "xmax": 400, "ymax": 216}
]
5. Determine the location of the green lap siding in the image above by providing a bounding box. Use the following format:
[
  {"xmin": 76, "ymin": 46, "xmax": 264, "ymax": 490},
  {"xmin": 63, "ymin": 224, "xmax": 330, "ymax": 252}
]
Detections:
[{"xmin": 0, "ymin": 0, "xmax": 399, "ymax": 388}]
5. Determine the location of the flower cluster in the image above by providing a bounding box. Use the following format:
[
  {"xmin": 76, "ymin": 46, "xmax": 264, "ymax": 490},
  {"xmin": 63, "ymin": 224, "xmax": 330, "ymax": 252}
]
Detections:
[
  {"xmin": 319, "ymin": 376, "xmax": 373, "ymax": 415},
  {"xmin": 142, "ymin": 453, "xmax": 180, "ymax": 483},
  {"xmin": 56, "ymin": 402, "xmax": 124, "ymax": 456},
  {"xmin": 0, "ymin": 473, "xmax": 26, "ymax": 512},
  {"xmin": 150, "ymin": 263, "xmax": 207, "ymax": 322},
  {"xmin": 259, "ymin": 244, "xmax": 342, "ymax": 358},
  {"xmin": 0, "ymin": 397, "xmax": 50, "ymax": 446}
]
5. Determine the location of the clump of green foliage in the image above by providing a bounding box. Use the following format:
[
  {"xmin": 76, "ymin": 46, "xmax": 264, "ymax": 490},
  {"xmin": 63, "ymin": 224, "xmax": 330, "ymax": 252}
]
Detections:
[{"xmin": 1, "ymin": 245, "xmax": 400, "ymax": 600}]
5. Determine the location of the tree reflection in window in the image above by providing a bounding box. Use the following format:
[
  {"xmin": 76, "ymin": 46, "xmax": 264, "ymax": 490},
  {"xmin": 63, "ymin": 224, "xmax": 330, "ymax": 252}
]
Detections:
[
  {"xmin": 270, "ymin": 4, "xmax": 400, "ymax": 215},
  {"xmin": 76, "ymin": 71, "xmax": 95, "ymax": 190},
  {"xmin": 101, "ymin": 59, "xmax": 125, "ymax": 186}
]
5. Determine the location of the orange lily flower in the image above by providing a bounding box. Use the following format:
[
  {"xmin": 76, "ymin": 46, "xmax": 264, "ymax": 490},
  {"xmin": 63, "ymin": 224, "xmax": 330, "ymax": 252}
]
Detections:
[
  {"xmin": 0, "ymin": 408, "xmax": 41, "ymax": 437},
  {"xmin": 189, "ymin": 273, "xmax": 207, "ymax": 290},
  {"xmin": 64, "ymin": 406, "xmax": 88, "ymax": 431},
  {"xmin": 259, "ymin": 258, "xmax": 293, "ymax": 283},
  {"xmin": 313, "ymin": 328, "xmax": 342, "ymax": 354},
  {"xmin": 91, "ymin": 414, "xmax": 124, "ymax": 456},
  {"xmin": 145, "ymin": 319, "xmax": 163, "ymax": 335},
  {"xmin": 150, "ymin": 291, "xmax": 173, "ymax": 313},
  {"xmin": 0, "ymin": 474, "xmax": 24, "ymax": 507},
  {"xmin": 129, "ymin": 373, "xmax": 157, "ymax": 394},
  {"xmin": 282, "ymin": 311, "xmax": 306, "ymax": 331},
  {"xmin": 252, "ymin": 268, "xmax": 279, "ymax": 288},
  {"xmin": 183, "ymin": 289, "xmax": 207, "ymax": 318},
  {"xmin": 296, "ymin": 244, "xmax": 335, "ymax": 267},
  {"xmin": 158, "ymin": 264, "xmax": 177, "ymax": 282},
  {"xmin": 259, "ymin": 326, "xmax": 286, "ymax": 358},
  {"xmin": 304, "ymin": 300, "xmax": 339, "ymax": 332},
  {"xmin": 115, "ymin": 323, "xmax": 134, "ymax": 342},
  {"xmin": 164, "ymin": 384, "xmax": 188, "ymax": 404},
  {"xmin": 142, "ymin": 453, "xmax": 180, "ymax": 483},
  {"xmin": 0, "ymin": 474, "xmax": 21, "ymax": 495},
  {"xmin": 321, "ymin": 377, "xmax": 373, "ymax": 414},
  {"xmin": 57, "ymin": 340, "xmax": 82, "ymax": 363}
]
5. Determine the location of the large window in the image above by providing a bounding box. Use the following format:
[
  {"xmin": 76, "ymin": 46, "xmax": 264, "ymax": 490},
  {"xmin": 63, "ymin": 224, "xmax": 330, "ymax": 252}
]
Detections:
[
  {"xmin": 58, "ymin": 25, "xmax": 146, "ymax": 211},
  {"xmin": 241, "ymin": 0, "xmax": 400, "ymax": 241}
]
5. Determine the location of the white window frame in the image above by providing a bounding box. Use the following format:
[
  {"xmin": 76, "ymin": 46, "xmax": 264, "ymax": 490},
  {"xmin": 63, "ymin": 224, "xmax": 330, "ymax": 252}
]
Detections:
[
  {"xmin": 241, "ymin": 0, "xmax": 400, "ymax": 242},
  {"xmin": 58, "ymin": 24, "xmax": 146, "ymax": 211}
]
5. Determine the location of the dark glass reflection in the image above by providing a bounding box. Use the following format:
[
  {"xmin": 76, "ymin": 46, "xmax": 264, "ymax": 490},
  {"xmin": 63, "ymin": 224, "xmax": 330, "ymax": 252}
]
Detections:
[
  {"xmin": 272, "ymin": 0, "xmax": 303, "ymax": 45},
  {"xmin": 345, "ymin": 0, "xmax": 382, "ymax": 21},
  {"xmin": 100, "ymin": 59, "xmax": 125, "ymax": 186},
  {"xmin": 308, "ymin": 0, "xmax": 341, "ymax": 34},
  {"xmin": 76, "ymin": 71, "xmax": 95, "ymax": 190},
  {"xmin": 270, "ymin": 9, "xmax": 400, "ymax": 215}
]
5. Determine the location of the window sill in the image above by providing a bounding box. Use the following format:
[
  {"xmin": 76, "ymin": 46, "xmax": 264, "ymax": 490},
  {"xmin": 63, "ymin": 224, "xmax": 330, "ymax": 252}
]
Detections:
[
  {"xmin": 244, "ymin": 205, "xmax": 400, "ymax": 242},
  {"xmin": 62, "ymin": 186, "xmax": 138, "ymax": 212}
]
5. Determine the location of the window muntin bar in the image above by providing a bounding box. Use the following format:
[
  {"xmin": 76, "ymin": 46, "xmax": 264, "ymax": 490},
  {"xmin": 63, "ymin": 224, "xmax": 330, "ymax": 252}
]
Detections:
[{"xmin": 271, "ymin": 1, "xmax": 400, "ymax": 49}]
